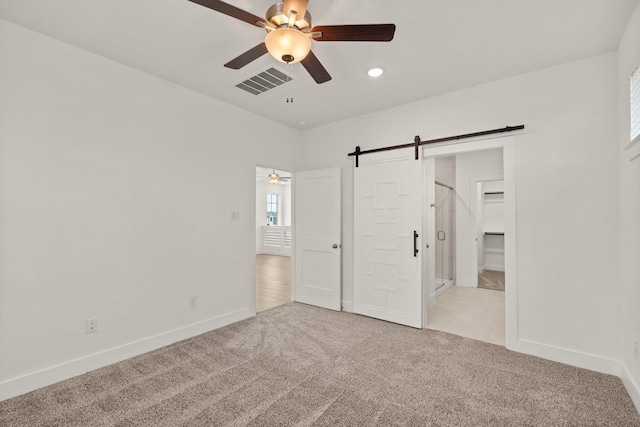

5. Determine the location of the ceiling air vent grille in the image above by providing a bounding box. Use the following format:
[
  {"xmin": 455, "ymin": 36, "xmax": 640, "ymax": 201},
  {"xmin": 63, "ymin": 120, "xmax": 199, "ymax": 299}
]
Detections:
[{"xmin": 235, "ymin": 67, "xmax": 294, "ymax": 96}]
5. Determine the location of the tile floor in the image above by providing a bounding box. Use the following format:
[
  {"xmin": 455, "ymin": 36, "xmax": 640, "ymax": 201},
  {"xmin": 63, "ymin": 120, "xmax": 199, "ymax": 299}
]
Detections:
[
  {"xmin": 427, "ymin": 285, "xmax": 505, "ymax": 346},
  {"xmin": 256, "ymin": 254, "xmax": 292, "ymax": 312},
  {"xmin": 477, "ymin": 270, "xmax": 505, "ymax": 291}
]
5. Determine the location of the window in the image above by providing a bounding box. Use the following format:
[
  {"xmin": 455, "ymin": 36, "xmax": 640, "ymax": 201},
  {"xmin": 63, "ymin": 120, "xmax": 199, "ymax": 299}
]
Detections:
[
  {"xmin": 631, "ymin": 65, "xmax": 640, "ymax": 143},
  {"xmin": 267, "ymin": 194, "xmax": 278, "ymax": 225}
]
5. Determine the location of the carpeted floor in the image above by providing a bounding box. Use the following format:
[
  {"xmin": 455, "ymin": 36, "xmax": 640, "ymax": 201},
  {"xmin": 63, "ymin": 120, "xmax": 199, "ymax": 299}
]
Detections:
[
  {"xmin": 1, "ymin": 303, "xmax": 639, "ymax": 426},
  {"xmin": 478, "ymin": 270, "xmax": 505, "ymax": 291}
]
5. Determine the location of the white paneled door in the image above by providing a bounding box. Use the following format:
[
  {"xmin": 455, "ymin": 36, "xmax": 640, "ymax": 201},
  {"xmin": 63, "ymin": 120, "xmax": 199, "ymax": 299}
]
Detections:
[
  {"xmin": 354, "ymin": 151, "xmax": 423, "ymax": 328},
  {"xmin": 294, "ymin": 167, "xmax": 342, "ymax": 311}
]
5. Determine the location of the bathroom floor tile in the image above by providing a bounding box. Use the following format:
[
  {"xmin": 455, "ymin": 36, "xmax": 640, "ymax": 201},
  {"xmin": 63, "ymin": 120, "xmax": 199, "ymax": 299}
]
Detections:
[{"xmin": 427, "ymin": 285, "xmax": 505, "ymax": 345}]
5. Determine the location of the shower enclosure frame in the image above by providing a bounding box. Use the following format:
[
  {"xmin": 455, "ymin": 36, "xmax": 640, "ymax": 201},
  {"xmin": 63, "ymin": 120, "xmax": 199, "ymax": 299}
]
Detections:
[{"xmin": 434, "ymin": 181, "xmax": 455, "ymax": 296}]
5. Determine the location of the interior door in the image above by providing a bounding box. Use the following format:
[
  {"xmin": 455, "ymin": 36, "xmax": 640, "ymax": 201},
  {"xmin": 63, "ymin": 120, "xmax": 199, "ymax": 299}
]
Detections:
[
  {"xmin": 354, "ymin": 150, "xmax": 423, "ymax": 328},
  {"xmin": 294, "ymin": 167, "xmax": 342, "ymax": 311}
]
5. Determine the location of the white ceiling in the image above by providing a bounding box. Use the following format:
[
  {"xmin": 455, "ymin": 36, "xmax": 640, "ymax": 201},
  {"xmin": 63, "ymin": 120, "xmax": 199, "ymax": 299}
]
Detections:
[{"xmin": 1, "ymin": 0, "xmax": 637, "ymax": 130}]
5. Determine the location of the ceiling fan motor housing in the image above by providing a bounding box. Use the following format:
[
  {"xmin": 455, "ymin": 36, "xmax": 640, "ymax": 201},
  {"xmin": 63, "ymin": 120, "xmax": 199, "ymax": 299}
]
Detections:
[
  {"xmin": 264, "ymin": 3, "xmax": 314, "ymax": 64},
  {"xmin": 266, "ymin": 2, "xmax": 312, "ymax": 30}
]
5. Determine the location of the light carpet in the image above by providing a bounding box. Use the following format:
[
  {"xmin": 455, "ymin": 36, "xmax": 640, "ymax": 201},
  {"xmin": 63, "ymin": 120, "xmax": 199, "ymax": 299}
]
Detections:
[{"xmin": 1, "ymin": 303, "xmax": 638, "ymax": 426}]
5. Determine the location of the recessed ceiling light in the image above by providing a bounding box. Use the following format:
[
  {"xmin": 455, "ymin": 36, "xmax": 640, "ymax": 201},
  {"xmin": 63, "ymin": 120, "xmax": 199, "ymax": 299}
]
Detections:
[{"xmin": 367, "ymin": 67, "xmax": 384, "ymax": 77}]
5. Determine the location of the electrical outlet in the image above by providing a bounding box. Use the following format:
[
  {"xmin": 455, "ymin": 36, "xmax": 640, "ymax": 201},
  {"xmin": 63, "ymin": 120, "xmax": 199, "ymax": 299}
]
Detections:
[
  {"xmin": 231, "ymin": 211, "xmax": 240, "ymax": 221},
  {"xmin": 189, "ymin": 296, "xmax": 197, "ymax": 309},
  {"xmin": 86, "ymin": 318, "xmax": 97, "ymax": 334},
  {"xmin": 634, "ymin": 340, "xmax": 639, "ymax": 362}
]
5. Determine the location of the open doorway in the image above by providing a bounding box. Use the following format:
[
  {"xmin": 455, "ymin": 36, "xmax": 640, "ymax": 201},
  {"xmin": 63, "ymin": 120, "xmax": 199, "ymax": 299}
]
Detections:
[
  {"xmin": 255, "ymin": 166, "xmax": 293, "ymax": 312},
  {"xmin": 476, "ymin": 179, "xmax": 505, "ymax": 292},
  {"xmin": 425, "ymin": 149, "xmax": 506, "ymax": 346}
]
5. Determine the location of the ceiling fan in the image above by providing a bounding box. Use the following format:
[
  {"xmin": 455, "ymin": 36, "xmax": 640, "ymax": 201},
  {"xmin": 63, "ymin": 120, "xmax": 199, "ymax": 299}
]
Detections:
[
  {"xmin": 268, "ymin": 170, "xmax": 290, "ymax": 184},
  {"xmin": 187, "ymin": 0, "xmax": 396, "ymax": 84}
]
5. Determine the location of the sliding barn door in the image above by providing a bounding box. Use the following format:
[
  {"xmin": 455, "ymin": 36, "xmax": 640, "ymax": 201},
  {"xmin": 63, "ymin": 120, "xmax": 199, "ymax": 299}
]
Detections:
[
  {"xmin": 294, "ymin": 167, "xmax": 342, "ymax": 311},
  {"xmin": 354, "ymin": 151, "xmax": 423, "ymax": 328}
]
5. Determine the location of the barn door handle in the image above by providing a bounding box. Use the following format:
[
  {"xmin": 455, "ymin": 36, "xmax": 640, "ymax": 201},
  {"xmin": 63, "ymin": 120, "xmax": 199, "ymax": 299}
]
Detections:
[{"xmin": 413, "ymin": 231, "xmax": 419, "ymax": 257}]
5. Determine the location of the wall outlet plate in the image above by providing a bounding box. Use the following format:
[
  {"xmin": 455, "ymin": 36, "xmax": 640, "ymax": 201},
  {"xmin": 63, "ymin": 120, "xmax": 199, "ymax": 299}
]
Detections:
[
  {"xmin": 189, "ymin": 296, "xmax": 197, "ymax": 309},
  {"xmin": 231, "ymin": 211, "xmax": 240, "ymax": 221},
  {"xmin": 86, "ymin": 318, "xmax": 97, "ymax": 334},
  {"xmin": 634, "ymin": 340, "xmax": 639, "ymax": 362}
]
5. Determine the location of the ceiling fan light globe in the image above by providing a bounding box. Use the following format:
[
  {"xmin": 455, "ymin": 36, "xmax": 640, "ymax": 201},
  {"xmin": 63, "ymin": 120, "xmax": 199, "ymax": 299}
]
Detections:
[
  {"xmin": 265, "ymin": 28, "xmax": 311, "ymax": 64},
  {"xmin": 268, "ymin": 171, "xmax": 280, "ymax": 184}
]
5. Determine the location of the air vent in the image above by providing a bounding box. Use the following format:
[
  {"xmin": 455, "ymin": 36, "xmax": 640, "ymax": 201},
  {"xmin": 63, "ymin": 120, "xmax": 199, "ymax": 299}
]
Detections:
[{"xmin": 235, "ymin": 67, "xmax": 294, "ymax": 96}]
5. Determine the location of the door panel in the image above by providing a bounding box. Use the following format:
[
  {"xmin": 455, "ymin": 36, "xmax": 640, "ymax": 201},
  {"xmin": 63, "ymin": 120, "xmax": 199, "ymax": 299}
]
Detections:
[
  {"xmin": 354, "ymin": 151, "xmax": 422, "ymax": 328},
  {"xmin": 294, "ymin": 167, "xmax": 341, "ymax": 311}
]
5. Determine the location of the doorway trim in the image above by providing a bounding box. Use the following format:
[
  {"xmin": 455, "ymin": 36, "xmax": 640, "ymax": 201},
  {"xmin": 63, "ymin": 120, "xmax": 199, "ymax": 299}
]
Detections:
[{"xmin": 421, "ymin": 135, "xmax": 518, "ymax": 350}]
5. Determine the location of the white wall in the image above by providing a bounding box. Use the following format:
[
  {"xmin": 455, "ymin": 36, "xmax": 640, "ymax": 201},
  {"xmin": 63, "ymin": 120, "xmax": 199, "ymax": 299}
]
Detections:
[
  {"xmin": 435, "ymin": 157, "xmax": 455, "ymax": 187},
  {"xmin": 301, "ymin": 52, "xmax": 621, "ymax": 375},
  {"xmin": 0, "ymin": 20, "xmax": 301, "ymax": 400},
  {"xmin": 616, "ymin": 2, "xmax": 640, "ymax": 410}
]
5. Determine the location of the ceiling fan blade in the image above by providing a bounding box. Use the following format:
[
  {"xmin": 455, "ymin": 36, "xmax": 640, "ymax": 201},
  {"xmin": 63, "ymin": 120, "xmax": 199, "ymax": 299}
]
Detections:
[
  {"xmin": 224, "ymin": 43, "xmax": 268, "ymax": 69},
  {"xmin": 187, "ymin": 0, "xmax": 268, "ymax": 27},
  {"xmin": 300, "ymin": 51, "xmax": 332, "ymax": 84},
  {"xmin": 310, "ymin": 24, "xmax": 396, "ymax": 42}
]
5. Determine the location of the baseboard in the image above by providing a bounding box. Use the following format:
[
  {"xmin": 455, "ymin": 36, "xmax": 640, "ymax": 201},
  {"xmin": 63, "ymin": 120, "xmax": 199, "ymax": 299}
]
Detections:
[
  {"xmin": 485, "ymin": 248, "xmax": 504, "ymax": 254},
  {"xmin": 510, "ymin": 338, "xmax": 620, "ymax": 377},
  {"xmin": 342, "ymin": 300, "xmax": 353, "ymax": 312},
  {"xmin": 257, "ymin": 249, "xmax": 292, "ymax": 257},
  {"xmin": 455, "ymin": 278, "xmax": 475, "ymax": 287},
  {"xmin": 0, "ymin": 307, "xmax": 252, "ymax": 402},
  {"xmin": 427, "ymin": 294, "xmax": 437, "ymax": 307},
  {"xmin": 621, "ymin": 362, "xmax": 640, "ymax": 413},
  {"xmin": 434, "ymin": 281, "xmax": 454, "ymax": 298}
]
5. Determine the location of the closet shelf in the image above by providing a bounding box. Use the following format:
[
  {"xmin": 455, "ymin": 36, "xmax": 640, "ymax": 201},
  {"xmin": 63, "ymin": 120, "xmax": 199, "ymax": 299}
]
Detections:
[
  {"xmin": 484, "ymin": 191, "xmax": 504, "ymax": 195},
  {"xmin": 483, "ymin": 231, "xmax": 505, "ymax": 236}
]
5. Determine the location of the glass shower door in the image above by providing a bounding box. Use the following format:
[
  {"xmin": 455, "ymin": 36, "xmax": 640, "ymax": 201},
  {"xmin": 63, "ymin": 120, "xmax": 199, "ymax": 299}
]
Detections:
[{"xmin": 435, "ymin": 182, "xmax": 453, "ymax": 291}]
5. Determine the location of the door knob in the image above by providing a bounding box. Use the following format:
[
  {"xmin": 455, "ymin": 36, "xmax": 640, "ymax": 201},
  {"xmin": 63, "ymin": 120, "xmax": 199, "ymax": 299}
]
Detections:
[{"xmin": 332, "ymin": 244, "xmax": 339, "ymax": 248}]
